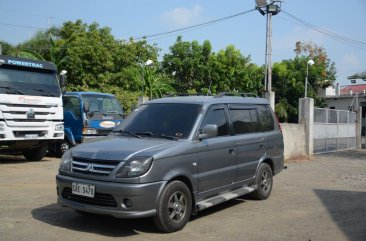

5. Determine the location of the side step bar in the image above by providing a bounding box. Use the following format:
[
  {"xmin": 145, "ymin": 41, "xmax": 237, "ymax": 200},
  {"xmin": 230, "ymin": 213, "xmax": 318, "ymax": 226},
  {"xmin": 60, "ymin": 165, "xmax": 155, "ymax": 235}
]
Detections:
[{"xmin": 196, "ymin": 185, "xmax": 256, "ymax": 211}]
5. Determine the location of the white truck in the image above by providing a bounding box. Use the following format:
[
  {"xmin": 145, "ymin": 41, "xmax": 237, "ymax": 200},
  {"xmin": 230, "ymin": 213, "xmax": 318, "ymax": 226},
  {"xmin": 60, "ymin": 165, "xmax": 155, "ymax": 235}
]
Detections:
[{"xmin": 0, "ymin": 55, "xmax": 65, "ymax": 161}]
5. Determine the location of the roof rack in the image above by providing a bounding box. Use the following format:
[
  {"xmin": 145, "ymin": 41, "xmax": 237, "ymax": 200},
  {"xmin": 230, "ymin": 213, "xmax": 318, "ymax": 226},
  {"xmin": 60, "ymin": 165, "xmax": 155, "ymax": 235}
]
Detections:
[
  {"xmin": 163, "ymin": 93, "xmax": 212, "ymax": 97},
  {"xmin": 213, "ymin": 92, "xmax": 258, "ymax": 98}
]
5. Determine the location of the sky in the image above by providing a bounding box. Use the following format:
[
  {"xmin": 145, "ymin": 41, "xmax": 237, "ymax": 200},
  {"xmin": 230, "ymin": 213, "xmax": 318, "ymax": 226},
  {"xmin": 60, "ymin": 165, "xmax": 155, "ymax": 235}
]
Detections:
[{"xmin": 0, "ymin": 0, "xmax": 365, "ymax": 87}]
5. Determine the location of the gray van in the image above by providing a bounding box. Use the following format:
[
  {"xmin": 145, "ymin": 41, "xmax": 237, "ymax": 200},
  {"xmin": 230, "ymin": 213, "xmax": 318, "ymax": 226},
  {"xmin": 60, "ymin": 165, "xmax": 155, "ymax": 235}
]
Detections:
[{"xmin": 56, "ymin": 93, "xmax": 284, "ymax": 232}]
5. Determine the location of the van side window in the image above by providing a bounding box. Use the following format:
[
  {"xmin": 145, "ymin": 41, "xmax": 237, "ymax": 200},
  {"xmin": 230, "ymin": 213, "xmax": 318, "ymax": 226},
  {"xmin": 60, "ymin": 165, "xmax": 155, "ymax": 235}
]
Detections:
[
  {"xmin": 257, "ymin": 105, "xmax": 274, "ymax": 132},
  {"xmin": 201, "ymin": 107, "xmax": 229, "ymax": 136},
  {"xmin": 229, "ymin": 108, "xmax": 261, "ymax": 134}
]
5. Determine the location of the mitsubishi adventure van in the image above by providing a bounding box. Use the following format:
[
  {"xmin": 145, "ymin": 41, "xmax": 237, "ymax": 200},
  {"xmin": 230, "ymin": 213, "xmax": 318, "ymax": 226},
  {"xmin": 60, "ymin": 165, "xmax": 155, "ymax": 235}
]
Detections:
[{"xmin": 56, "ymin": 93, "xmax": 284, "ymax": 232}]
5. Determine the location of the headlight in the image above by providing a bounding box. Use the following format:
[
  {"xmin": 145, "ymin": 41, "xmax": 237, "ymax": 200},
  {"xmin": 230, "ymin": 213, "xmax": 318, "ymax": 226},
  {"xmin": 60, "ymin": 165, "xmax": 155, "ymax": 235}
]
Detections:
[
  {"xmin": 59, "ymin": 149, "xmax": 72, "ymax": 172},
  {"xmin": 82, "ymin": 128, "xmax": 97, "ymax": 135},
  {"xmin": 55, "ymin": 123, "xmax": 64, "ymax": 131},
  {"xmin": 115, "ymin": 156, "xmax": 153, "ymax": 178}
]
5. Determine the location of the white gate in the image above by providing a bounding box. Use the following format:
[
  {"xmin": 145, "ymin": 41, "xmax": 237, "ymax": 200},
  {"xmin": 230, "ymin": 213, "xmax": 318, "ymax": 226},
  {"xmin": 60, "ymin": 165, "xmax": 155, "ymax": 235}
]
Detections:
[{"xmin": 313, "ymin": 108, "xmax": 356, "ymax": 154}]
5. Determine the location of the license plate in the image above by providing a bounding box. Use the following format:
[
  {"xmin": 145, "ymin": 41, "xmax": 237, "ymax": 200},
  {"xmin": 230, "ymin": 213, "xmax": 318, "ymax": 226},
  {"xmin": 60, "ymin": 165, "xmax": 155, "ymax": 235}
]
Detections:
[
  {"xmin": 25, "ymin": 134, "xmax": 38, "ymax": 139},
  {"xmin": 72, "ymin": 183, "xmax": 95, "ymax": 198}
]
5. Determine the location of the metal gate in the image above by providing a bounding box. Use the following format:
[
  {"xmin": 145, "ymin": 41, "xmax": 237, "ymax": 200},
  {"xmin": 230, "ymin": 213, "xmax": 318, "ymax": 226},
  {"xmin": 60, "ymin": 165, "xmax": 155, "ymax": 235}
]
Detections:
[{"xmin": 313, "ymin": 108, "xmax": 356, "ymax": 154}]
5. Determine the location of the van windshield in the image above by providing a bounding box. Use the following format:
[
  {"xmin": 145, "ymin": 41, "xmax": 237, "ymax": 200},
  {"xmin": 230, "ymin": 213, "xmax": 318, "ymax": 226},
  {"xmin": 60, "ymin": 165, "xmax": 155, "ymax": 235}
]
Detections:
[
  {"xmin": 82, "ymin": 94, "xmax": 123, "ymax": 120},
  {"xmin": 0, "ymin": 67, "xmax": 60, "ymax": 97},
  {"xmin": 115, "ymin": 103, "xmax": 202, "ymax": 139}
]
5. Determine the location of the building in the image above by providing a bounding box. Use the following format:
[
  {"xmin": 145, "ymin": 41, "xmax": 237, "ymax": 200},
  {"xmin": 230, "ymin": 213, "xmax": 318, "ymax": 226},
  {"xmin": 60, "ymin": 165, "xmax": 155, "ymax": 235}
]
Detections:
[{"xmin": 322, "ymin": 84, "xmax": 366, "ymax": 148}]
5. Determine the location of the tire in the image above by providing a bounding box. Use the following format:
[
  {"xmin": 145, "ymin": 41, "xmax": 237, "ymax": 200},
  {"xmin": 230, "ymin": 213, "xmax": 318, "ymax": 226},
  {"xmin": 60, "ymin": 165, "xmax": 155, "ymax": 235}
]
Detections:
[
  {"xmin": 56, "ymin": 139, "xmax": 71, "ymax": 157},
  {"xmin": 153, "ymin": 181, "xmax": 192, "ymax": 233},
  {"xmin": 251, "ymin": 163, "xmax": 273, "ymax": 200},
  {"xmin": 23, "ymin": 144, "xmax": 47, "ymax": 161}
]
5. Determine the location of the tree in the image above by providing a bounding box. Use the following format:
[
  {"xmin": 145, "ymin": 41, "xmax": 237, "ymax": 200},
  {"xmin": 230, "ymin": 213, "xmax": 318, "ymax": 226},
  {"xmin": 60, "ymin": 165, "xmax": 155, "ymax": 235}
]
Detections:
[
  {"xmin": 272, "ymin": 41, "xmax": 337, "ymax": 122},
  {"xmin": 162, "ymin": 36, "xmax": 212, "ymax": 93}
]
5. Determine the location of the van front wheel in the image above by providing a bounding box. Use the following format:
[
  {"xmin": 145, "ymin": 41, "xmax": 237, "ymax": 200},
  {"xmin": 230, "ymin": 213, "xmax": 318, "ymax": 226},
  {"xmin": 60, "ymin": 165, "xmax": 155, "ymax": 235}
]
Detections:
[{"xmin": 154, "ymin": 181, "xmax": 192, "ymax": 233}]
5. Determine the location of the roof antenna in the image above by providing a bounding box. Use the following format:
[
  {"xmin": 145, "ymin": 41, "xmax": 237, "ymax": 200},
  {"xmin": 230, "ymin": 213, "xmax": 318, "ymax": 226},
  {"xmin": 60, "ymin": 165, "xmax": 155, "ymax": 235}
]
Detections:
[{"xmin": 204, "ymin": 79, "xmax": 213, "ymax": 103}]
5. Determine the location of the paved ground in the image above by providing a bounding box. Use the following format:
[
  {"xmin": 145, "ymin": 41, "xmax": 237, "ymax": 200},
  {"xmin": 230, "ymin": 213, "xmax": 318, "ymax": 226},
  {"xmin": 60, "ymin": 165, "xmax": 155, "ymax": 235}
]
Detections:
[{"xmin": 0, "ymin": 150, "xmax": 365, "ymax": 241}]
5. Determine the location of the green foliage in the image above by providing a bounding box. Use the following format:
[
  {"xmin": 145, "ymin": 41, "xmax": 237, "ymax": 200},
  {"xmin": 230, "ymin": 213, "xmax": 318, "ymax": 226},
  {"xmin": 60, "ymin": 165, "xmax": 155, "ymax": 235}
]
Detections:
[
  {"xmin": 273, "ymin": 41, "xmax": 337, "ymax": 122},
  {"xmin": 163, "ymin": 36, "xmax": 263, "ymax": 95}
]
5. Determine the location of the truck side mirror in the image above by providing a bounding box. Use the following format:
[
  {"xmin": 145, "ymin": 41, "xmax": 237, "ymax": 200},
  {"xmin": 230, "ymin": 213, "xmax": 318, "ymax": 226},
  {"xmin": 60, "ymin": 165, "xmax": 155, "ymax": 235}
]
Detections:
[
  {"xmin": 59, "ymin": 70, "xmax": 67, "ymax": 92},
  {"xmin": 198, "ymin": 124, "xmax": 218, "ymax": 140}
]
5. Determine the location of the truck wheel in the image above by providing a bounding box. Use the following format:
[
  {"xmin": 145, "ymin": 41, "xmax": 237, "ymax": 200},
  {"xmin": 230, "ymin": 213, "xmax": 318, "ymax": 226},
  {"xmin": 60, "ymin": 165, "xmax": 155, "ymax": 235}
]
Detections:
[
  {"xmin": 23, "ymin": 144, "xmax": 47, "ymax": 161},
  {"xmin": 56, "ymin": 140, "xmax": 71, "ymax": 157},
  {"xmin": 153, "ymin": 181, "xmax": 192, "ymax": 233},
  {"xmin": 251, "ymin": 163, "xmax": 273, "ymax": 200}
]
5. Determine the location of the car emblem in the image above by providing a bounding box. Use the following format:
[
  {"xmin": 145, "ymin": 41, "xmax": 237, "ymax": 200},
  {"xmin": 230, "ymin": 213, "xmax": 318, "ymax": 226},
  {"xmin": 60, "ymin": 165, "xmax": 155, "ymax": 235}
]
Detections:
[
  {"xmin": 86, "ymin": 164, "xmax": 94, "ymax": 172},
  {"xmin": 26, "ymin": 109, "xmax": 35, "ymax": 119}
]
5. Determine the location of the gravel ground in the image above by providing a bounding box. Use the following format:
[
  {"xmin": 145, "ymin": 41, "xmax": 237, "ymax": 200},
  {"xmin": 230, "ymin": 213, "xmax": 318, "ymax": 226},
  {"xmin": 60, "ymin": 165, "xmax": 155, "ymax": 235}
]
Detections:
[{"xmin": 0, "ymin": 150, "xmax": 365, "ymax": 241}]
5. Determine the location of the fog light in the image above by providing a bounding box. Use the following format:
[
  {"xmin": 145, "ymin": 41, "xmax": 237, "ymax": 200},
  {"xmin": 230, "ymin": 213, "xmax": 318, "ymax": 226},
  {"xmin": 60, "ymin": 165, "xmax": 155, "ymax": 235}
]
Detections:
[{"xmin": 121, "ymin": 198, "xmax": 132, "ymax": 208}]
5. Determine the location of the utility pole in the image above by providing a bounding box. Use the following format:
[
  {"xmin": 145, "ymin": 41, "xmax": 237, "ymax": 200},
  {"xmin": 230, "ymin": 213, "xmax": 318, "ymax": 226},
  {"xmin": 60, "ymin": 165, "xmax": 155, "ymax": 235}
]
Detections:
[{"xmin": 255, "ymin": 0, "xmax": 281, "ymax": 110}]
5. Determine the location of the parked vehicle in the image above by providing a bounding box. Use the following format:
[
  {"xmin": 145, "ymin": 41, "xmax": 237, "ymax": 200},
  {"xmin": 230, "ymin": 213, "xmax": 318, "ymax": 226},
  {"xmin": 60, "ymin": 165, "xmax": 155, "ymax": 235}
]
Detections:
[
  {"xmin": 56, "ymin": 93, "xmax": 284, "ymax": 232},
  {"xmin": 49, "ymin": 92, "xmax": 124, "ymax": 156},
  {"xmin": 0, "ymin": 55, "xmax": 65, "ymax": 161}
]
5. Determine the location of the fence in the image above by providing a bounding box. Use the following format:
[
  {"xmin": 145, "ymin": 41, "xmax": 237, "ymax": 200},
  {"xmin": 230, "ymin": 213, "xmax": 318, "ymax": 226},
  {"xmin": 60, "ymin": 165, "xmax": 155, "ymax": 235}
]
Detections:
[{"xmin": 313, "ymin": 108, "xmax": 356, "ymax": 154}]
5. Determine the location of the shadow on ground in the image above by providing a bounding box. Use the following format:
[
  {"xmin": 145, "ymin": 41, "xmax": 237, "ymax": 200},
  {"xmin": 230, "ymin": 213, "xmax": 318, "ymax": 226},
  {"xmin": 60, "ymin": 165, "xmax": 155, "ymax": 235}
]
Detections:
[
  {"xmin": 0, "ymin": 155, "xmax": 54, "ymax": 164},
  {"xmin": 321, "ymin": 150, "xmax": 366, "ymax": 160},
  {"xmin": 314, "ymin": 189, "xmax": 366, "ymax": 241},
  {"xmin": 31, "ymin": 197, "xmax": 248, "ymax": 236}
]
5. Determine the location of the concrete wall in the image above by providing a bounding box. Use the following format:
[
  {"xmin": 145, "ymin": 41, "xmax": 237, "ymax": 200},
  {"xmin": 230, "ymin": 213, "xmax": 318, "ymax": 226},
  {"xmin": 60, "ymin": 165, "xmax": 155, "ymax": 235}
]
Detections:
[{"xmin": 281, "ymin": 123, "xmax": 306, "ymax": 160}]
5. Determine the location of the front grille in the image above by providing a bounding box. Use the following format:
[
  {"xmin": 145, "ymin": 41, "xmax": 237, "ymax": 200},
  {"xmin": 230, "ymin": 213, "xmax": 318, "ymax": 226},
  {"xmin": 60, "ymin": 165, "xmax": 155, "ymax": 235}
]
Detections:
[
  {"xmin": 13, "ymin": 131, "xmax": 46, "ymax": 137},
  {"xmin": 72, "ymin": 157, "xmax": 119, "ymax": 176},
  {"xmin": 62, "ymin": 187, "xmax": 117, "ymax": 207}
]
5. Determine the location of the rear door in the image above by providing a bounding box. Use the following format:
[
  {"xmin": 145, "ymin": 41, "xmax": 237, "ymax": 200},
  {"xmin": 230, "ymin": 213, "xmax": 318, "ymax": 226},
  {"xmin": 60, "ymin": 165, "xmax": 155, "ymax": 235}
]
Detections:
[{"xmin": 227, "ymin": 105, "xmax": 265, "ymax": 182}]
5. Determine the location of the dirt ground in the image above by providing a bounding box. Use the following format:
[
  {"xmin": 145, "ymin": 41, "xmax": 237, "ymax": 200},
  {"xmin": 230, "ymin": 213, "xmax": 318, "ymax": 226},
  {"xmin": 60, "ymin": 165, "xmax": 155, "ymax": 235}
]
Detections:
[{"xmin": 0, "ymin": 150, "xmax": 365, "ymax": 241}]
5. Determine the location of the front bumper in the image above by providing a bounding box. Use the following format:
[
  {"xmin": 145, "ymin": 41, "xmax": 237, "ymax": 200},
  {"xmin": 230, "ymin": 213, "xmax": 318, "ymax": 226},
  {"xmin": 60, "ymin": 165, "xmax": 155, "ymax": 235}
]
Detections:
[{"xmin": 56, "ymin": 174, "xmax": 166, "ymax": 218}]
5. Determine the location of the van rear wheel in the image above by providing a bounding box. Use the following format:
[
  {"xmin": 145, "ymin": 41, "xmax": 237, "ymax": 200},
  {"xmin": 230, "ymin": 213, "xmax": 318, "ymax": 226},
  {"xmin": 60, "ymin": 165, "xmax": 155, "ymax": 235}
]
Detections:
[
  {"xmin": 251, "ymin": 163, "xmax": 273, "ymax": 200},
  {"xmin": 153, "ymin": 181, "xmax": 192, "ymax": 233}
]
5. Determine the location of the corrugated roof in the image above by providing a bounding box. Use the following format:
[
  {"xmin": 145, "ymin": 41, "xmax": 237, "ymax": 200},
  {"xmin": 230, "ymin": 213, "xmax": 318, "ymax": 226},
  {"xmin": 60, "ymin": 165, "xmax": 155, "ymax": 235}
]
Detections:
[{"xmin": 340, "ymin": 84, "xmax": 366, "ymax": 95}]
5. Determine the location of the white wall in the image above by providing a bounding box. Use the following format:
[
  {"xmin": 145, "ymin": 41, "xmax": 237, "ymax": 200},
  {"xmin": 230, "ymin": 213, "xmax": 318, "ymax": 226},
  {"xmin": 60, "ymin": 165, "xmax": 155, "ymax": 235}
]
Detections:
[{"xmin": 281, "ymin": 123, "xmax": 306, "ymax": 160}]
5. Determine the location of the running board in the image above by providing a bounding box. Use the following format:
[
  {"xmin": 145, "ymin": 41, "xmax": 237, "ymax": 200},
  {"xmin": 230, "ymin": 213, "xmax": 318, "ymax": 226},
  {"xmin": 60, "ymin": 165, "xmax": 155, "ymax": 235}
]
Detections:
[{"xmin": 196, "ymin": 185, "xmax": 256, "ymax": 211}]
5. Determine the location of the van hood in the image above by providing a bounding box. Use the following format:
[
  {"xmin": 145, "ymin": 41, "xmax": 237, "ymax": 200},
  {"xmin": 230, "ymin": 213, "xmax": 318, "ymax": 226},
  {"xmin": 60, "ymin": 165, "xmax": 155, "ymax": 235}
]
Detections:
[{"xmin": 71, "ymin": 136, "xmax": 175, "ymax": 161}]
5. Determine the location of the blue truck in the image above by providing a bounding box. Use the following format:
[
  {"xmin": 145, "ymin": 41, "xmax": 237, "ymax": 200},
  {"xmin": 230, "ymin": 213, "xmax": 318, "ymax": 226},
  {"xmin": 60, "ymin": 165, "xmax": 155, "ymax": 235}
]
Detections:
[{"xmin": 49, "ymin": 92, "xmax": 124, "ymax": 156}]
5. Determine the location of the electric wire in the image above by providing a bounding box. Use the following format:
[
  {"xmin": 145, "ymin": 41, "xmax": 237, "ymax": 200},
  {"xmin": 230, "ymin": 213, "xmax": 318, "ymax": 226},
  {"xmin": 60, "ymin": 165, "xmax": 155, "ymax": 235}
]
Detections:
[
  {"xmin": 135, "ymin": 8, "xmax": 256, "ymax": 40},
  {"xmin": 281, "ymin": 10, "xmax": 366, "ymax": 50}
]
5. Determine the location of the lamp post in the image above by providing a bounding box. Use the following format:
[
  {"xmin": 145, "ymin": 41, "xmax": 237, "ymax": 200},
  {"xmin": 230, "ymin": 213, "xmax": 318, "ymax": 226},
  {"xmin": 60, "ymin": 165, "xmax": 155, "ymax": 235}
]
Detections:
[
  {"xmin": 138, "ymin": 59, "xmax": 153, "ymax": 106},
  {"xmin": 141, "ymin": 59, "xmax": 153, "ymax": 96},
  {"xmin": 305, "ymin": 59, "xmax": 315, "ymax": 98},
  {"xmin": 255, "ymin": 0, "xmax": 281, "ymax": 110}
]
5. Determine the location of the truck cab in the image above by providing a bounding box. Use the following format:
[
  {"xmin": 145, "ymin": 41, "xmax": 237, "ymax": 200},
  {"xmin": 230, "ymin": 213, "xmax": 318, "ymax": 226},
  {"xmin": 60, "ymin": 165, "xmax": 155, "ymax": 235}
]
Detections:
[
  {"xmin": 0, "ymin": 55, "xmax": 64, "ymax": 161},
  {"xmin": 51, "ymin": 92, "xmax": 124, "ymax": 156}
]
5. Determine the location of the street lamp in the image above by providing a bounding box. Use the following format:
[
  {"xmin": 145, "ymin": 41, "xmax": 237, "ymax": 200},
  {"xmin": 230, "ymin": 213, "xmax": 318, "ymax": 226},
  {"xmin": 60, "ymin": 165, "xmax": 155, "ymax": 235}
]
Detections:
[
  {"xmin": 304, "ymin": 59, "xmax": 315, "ymax": 98},
  {"xmin": 141, "ymin": 59, "xmax": 153, "ymax": 96}
]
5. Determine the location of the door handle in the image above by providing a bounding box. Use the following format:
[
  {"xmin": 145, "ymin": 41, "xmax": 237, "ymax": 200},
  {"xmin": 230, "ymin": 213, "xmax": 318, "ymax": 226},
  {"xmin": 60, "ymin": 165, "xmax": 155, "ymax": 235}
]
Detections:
[
  {"xmin": 228, "ymin": 148, "xmax": 235, "ymax": 155},
  {"xmin": 259, "ymin": 144, "xmax": 264, "ymax": 149}
]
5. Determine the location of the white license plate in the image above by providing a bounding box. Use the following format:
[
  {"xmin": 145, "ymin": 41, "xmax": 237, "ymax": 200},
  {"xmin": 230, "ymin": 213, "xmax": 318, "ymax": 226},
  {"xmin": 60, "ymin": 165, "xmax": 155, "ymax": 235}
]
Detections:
[
  {"xmin": 72, "ymin": 183, "xmax": 95, "ymax": 198},
  {"xmin": 25, "ymin": 134, "xmax": 38, "ymax": 139}
]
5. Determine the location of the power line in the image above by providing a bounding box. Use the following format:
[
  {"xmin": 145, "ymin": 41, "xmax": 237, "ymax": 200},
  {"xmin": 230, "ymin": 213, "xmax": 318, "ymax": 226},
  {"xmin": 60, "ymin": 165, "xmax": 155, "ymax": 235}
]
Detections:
[
  {"xmin": 281, "ymin": 10, "xmax": 366, "ymax": 50},
  {"xmin": 135, "ymin": 8, "xmax": 256, "ymax": 40},
  {"xmin": 0, "ymin": 22, "xmax": 46, "ymax": 30}
]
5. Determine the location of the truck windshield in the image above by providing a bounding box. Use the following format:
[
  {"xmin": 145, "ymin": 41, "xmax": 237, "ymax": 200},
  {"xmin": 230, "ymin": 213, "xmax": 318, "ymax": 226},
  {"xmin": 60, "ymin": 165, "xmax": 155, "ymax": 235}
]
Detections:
[
  {"xmin": 114, "ymin": 103, "xmax": 202, "ymax": 139},
  {"xmin": 0, "ymin": 67, "xmax": 60, "ymax": 97},
  {"xmin": 83, "ymin": 94, "xmax": 123, "ymax": 119}
]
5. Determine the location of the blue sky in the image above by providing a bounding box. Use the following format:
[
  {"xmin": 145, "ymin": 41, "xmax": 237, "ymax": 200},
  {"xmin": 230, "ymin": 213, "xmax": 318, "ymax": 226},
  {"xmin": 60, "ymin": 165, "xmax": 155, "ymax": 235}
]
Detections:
[{"xmin": 1, "ymin": 0, "xmax": 365, "ymax": 86}]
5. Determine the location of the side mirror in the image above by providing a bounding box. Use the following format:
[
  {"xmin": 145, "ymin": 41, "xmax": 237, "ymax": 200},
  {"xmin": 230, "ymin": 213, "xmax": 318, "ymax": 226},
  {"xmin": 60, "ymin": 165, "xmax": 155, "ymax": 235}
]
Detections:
[
  {"xmin": 198, "ymin": 124, "xmax": 218, "ymax": 140},
  {"xmin": 59, "ymin": 70, "xmax": 67, "ymax": 91}
]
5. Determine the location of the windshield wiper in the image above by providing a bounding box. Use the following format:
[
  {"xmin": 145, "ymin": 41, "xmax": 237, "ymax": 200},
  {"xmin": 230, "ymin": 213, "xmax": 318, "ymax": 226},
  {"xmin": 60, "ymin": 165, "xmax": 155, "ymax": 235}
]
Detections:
[
  {"xmin": 136, "ymin": 132, "xmax": 178, "ymax": 141},
  {"xmin": 112, "ymin": 130, "xmax": 142, "ymax": 138},
  {"xmin": 0, "ymin": 86, "xmax": 24, "ymax": 95},
  {"xmin": 29, "ymin": 88, "xmax": 55, "ymax": 97}
]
